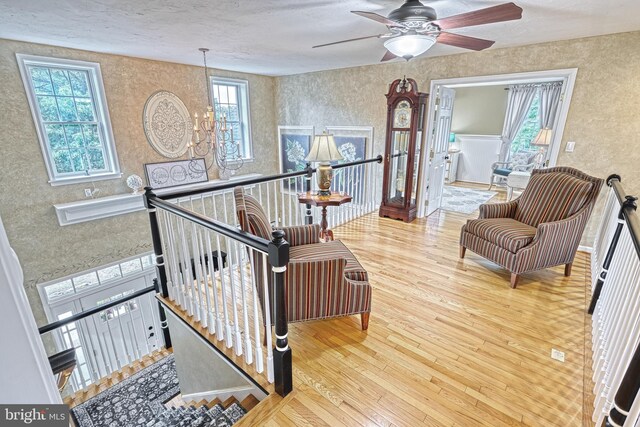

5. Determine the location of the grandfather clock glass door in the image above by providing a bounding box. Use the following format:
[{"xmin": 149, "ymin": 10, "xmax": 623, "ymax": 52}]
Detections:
[{"xmin": 380, "ymin": 77, "xmax": 428, "ymax": 223}]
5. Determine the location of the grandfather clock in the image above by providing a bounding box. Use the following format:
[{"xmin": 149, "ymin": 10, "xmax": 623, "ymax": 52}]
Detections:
[{"xmin": 379, "ymin": 77, "xmax": 429, "ymax": 223}]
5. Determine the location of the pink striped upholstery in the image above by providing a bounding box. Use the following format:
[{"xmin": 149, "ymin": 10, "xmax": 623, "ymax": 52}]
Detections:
[
  {"xmin": 233, "ymin": 186, "xmax": 371, "ymax": 325},
  {"xmin": 460, "ymin": 167, "xmax": 603, "ymax": 281}
]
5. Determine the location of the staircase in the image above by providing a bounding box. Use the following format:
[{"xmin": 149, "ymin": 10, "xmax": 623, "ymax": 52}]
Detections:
[{"xmin": 147, "ymin": 395, "xmax": 260, "ymax": 427}]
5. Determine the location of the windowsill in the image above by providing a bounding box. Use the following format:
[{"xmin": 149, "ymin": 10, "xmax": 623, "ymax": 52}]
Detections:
[
  {"xmin": 53, "ymin": 172, "xmax": 262, "ymax": 226},
  {"xmin": 49, "ymin": 172, "xmax": 123, "ymax": 187}
]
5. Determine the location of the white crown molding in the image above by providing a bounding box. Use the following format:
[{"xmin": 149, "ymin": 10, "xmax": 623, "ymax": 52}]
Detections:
[{"xmin": 54, "ymin": 173, "xmax": 262, "ymax": 226}]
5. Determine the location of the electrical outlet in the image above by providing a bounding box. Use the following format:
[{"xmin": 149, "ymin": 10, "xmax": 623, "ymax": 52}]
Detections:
[
  {"xmin": 84, "ymin": 188, "xmax": 93, "ymax": 197},
  {"xmin": 551, "ymin": 348, "xmax": 565, "ymax": 362},
  {"xmin": 565, "ymin": 141, "xmax": 576, "ymax": 152}
]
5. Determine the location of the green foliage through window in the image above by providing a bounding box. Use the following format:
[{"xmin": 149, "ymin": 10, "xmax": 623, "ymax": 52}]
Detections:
[{"xmin": 511, "ymin": 93, "xmax": 540, "ymax": 154}]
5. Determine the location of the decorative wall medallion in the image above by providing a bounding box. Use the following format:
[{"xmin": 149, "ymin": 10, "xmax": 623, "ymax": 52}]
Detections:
[{"xmin": 143, "ymin": 91, "xmax": 192, "ymax": 158}]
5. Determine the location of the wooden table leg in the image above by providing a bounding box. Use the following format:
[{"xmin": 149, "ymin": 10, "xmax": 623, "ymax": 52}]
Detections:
[{"xmin": 319, "ymin": 206, "xmax": 334, "ymax": 242}]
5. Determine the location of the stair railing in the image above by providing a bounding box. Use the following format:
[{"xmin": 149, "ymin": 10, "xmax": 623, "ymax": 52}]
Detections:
[{"xmin": 588, "ymin": 174, "xmax": 640, "ymax": 426}]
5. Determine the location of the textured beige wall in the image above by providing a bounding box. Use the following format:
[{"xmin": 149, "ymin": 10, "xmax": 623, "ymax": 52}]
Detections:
[
  {"xmin": 0, "ymin": 39, "xmax": 278, "ymax": 324},
  {"xmin": 450, "ymin": 85, "xmax": 508, "ymax": 135},
  {"xmin": 276, "ymin": 31, "xmax": 640, "ymax": 246}
]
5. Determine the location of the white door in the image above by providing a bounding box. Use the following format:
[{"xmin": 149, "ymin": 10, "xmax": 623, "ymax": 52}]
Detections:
[{"xmin": 426, "ymin": 87, "xmax": 456, "ymax": 216}]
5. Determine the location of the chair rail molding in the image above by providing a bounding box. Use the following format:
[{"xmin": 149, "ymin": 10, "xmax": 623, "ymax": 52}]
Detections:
[{"xmin": 54, "ymin": 173, "xmax": 262, "ymax": 226}]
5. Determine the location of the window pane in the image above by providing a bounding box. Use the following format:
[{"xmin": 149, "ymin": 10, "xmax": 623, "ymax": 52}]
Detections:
[
  {"xmin": 45, "ymin": 124, "xmax": 67, "ymax": 150},
  {"xmin": 75, "ymin": 98, "xmax": 95, "ymax": 121},
  {"xmin": 45, "ymin": 280, "xmax": 74, "ymax": 300},
  {"xmin": 227, "ymin": 105, "xmax": 239, "ymax": 121},
  {"xmin": 73, "ymin": 272, "xmax": 99, "ymax": 291},
  {"xmin": 50, "ymin": 69, "xmax": 73, "ymax": 96},
  {"xmin": 120, "ymin": 259, "xmax": 142, "ymax": 275},
  {"xmin": 57, "ymin": 97, "xmax": 78, "ymax": 121},
  {"xmin": 70, "ymin": 149, "xmax": 87, "ymax": 171},
  {"xmin": 512, "ymin": 94, "xmax": 540, "ymax": 153},
  {"xmin": 68, "ymin": 70, "xmax": 90, "ymax": 97},
  {"xmin": 64, "ymin": 124, "xmax": 84, "ymax": 148},
  {"xmin": 30, "ymin": 67, "xmax": 54, "ymax": 95},
  {"xmin": 218, "ymin": 85, "xmax": 229, "ymax": 103},
  {"xmin": 87, "ymin": 148, "xmax": 106, "ymax": 170},
  {"xmin": 53, "ymin": 150, "xmax": 73, "ymax": 173},
  {"xmin": 229, "ymin": 86, "xmax": 238, "ymax": 104},
  {"xmin": 37, "ymin": 95, "xmax": 59, "ymax": 121},
  {"xmin": 82, "ymin": 124, "xmax": 100, "ymax": 147},
  {"xmin": 97, "ymin": 265, "xmax": 121, "ymax": 283}
]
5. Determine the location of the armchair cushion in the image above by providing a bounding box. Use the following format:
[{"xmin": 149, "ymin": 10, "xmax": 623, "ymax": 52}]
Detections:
[
  {"xmin": 464, "ymin": 218, "xmax": 537, "ymax": 253},
  {"xmin": 280, "ymin": 224, "xmax": 321, "ymax": 246},
  {"xmin": 514, "ymin": 172, "xmax": 592, "ymax": 227},
  {"xmin": 290, "ymin": 240, "xmax": 369, "ymax": 282},
  {"xmin": 510, "ymin": 150, "xmax": 538, "ymax": 168},
  {"xmin": 493, "ymin": 168, "xmax": 512, "ymax": 177},
  {"xmin": 236, "ymin": 190, "xmax": 272, "ymax": 240}
]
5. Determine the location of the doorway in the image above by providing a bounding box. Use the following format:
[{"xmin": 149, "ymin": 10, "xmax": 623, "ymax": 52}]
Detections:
[{"xmin": 416, "ymin": 68, "xmax": 578, "ymax": 218}]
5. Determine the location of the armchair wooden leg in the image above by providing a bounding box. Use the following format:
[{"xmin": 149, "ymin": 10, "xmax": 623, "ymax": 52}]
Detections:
[
  {"xmin": 361, "ymin": 312, "xmax": 370, "ymax": 331},
  {"xmin": 488, "ymin": 176, "xmax": 494, "ymax": 191},
  {"xmin": 565, "ymin": 262, "xmax": 573, "ymax": 277},
  {"xmin": 510, "ymin": 273, "xmax": 519, "ymax": 289},
  {"xmin": 459, "ymin": 246, "xmax": 466, "ymax": 259}
]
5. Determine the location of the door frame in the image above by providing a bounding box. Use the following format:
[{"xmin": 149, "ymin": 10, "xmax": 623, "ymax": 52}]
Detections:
[{"xmin": 416, "ymin": 68, "xmax": 578, "ymax": 218}]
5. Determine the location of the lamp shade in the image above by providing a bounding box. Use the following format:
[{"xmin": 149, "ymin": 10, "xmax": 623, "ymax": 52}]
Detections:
[
  {"xmin": 531, "ymin": 128, "xmax": 553, "ymax": 147},
  {"xmin": 383, "ymin": 34, "xmax": 436, "ymax": 59},
  {"xmin": 306, "ymin": 133, "xmax": 343, "ymax": 163}
]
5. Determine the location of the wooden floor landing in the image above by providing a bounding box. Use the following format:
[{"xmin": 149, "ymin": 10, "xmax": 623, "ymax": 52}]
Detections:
[{"xmin": 236, "ymin": 186, "xmax": 596, "ymax": 427}]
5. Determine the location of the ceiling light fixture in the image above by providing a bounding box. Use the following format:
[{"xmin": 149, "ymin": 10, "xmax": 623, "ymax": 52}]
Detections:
[
  {"xmin": 189, "ymin": 48, "xmax": 243, "ymax": 178},
  {"xmin": 383, "ymin": 33, "xmax": 437, "ymax": 60}
]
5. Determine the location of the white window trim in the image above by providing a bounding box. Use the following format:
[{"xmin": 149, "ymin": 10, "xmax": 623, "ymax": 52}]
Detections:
[
  {"xmin": 16, "ymin": 54, "xmax": 122, "ymax": 186},
  {"xmin": 210, "ymin": 76, "xmax": 254, "ymax": 162}
]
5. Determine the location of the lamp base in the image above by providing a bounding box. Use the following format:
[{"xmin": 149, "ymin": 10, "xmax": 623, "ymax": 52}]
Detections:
[{"xmin": 316, "ymin": 162, "xmax": 333, "ymax": 196}]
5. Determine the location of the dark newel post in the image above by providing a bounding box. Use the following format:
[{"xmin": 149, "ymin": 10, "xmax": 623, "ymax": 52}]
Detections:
[
  {"xmin": 268, "ymin": 229, "xmax": 292, "ymax": 397},
  {"xmin": 604, "ymin": 342, "xmax": 640, "ymax": 426},
  {"xmin": 304, "ymin": 162, "xmax": 313, "ymax": 225},
  {"xmin": 144, "ymin": 187, "xmax": 172, "ymax": 349}
]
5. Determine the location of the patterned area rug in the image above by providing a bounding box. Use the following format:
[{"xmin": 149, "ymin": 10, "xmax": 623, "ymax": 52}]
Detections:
[
  {"xmin": 71, "ymin": 355, "xmax": 180, "ymax": 427},
  {"xmin": 441, "ymin": 185, "xmax": 497, "ymax": 214}
]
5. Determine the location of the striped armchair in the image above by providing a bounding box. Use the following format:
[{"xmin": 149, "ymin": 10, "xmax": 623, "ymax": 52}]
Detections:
[
  {"xmin": 234, "ymin": 187, "xmax": 372, "ymax": 330},
  {"xmin": 460, "ymin": 167, "xmax": 603, "ymax": 288}
]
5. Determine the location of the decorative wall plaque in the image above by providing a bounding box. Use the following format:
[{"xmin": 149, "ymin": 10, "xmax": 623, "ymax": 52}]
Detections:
[
  {"xmin": 144, "ymin": 158, "xmax": 209, "ymax": 190},
  {"xmin": 143, "ymin": 91, "xmax": 192, "ymax": 158}
]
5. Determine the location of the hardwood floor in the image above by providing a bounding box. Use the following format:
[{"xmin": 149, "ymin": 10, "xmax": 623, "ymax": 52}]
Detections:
[{"xmin": 234, "ymin": 192, "xmax": 596, "ymax": 426}]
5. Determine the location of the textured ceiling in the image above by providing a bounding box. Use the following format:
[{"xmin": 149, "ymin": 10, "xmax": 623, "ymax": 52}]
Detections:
[{"xmin": 1, "ymin": 0, "xmax": 639, "ymax": 76}]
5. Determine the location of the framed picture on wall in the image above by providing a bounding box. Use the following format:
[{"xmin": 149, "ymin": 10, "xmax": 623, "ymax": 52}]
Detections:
[
  {"xmin": 277, "ymin": 125, "xmax": 314, "ymax": 193},
  {"xmin": 144, "ymin": 158, "xmax": 208, "ymax": 190},
  {"xmin": 325, "ymin": 126, "xmax": 374, "ymax": 203}
]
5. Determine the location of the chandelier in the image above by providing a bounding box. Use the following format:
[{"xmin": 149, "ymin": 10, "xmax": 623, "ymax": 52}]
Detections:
[{"xmin": 189, "ymin": 48, "xmax": 243, "ymax": 177}]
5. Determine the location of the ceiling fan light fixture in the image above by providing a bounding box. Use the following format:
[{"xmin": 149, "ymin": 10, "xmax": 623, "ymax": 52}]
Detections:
[{"xmin": 383, "ymin": 34, "xmax": 436, "ymax": 59}]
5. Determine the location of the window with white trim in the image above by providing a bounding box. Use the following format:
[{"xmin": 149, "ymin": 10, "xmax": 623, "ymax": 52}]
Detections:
[
  {"xmin": 17, "ymin": 54, "xmax": 121, "ymax": 185},
  {"xmin": 211, "ymin": 77, "xmax": 253, "ymax": 161}
]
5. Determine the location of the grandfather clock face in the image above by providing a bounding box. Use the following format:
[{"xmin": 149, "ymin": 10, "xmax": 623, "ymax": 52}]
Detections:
[{"xmin": 393, "ymin": 100, "xmax": 412, "ymax": 129}]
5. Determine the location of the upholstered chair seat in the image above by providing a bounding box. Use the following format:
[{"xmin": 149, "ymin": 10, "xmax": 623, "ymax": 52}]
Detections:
[
  {"xmin": 460, "ymin": 167, "xmax": 603, "ymax": 288},
  {"xmin": 234, "ymin": 187, "xmax": 372, "ymax": 329}
]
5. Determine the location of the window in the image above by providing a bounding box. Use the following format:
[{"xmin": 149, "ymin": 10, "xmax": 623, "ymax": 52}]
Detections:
[
  {"xmin": 17, "ymin": 54, "xmax": 121, "ymax": 185},
  {"xmin": 211, "ymin": 77, "xmax": 253, "ymax": 161},
  {"xmin": 511, "ymin": 93, "xmax": 541, "ymax": 154}
]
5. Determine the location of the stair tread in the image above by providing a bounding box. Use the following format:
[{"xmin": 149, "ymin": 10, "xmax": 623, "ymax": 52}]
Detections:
[{"xmin": 240, "ymin": 394, "xmax": 260, "ymax": 412}]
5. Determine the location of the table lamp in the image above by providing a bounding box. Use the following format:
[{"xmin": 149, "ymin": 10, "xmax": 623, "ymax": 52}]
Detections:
[
  {"xmin": 305, "ymin": 132, "xmax": 343, "ymax": 196},
  {"xmin": 531, "ymin": 127, "xmax": 552, "ymax": 168}
]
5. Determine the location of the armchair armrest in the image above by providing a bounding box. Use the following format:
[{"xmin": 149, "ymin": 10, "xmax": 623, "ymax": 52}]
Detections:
[
  {"xmin": 279, "ymin": 224, "xmax": 321, "ymax": 246},
  {"xmin": 517, "ymin": 206, "xmax": 592, "ymax": 273},
  {"xmin": 478, "ymin": 200, "xmax": 519, "ymax": 219},
  {"xmin": 491, "ymin": 161, "xmax": 511, "ymax": 170}
]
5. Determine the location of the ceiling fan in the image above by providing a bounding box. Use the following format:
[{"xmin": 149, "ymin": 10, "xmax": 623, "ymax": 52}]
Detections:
[{"xmin": 312, "ymin": 0, "xmax": 523, "ymax": 61}]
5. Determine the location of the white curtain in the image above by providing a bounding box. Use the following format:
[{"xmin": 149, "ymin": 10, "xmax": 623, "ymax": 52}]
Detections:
[
  {"xmin": 499, "ymin": 84, "xmax": 538, "ymax": 162},
  {"xmin": 539, "ymin": 81, "xmax": 563, "ymax": 128}
]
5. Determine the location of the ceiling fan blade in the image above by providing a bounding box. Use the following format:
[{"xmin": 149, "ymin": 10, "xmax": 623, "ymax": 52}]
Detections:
[
  {"xmin": 437, "ymin": 32, "xmax": 495, "ymax": 51},
  {"xmin": 313, "ymin": 34, "xmax": 387, "ymax": 49},
  {"xmin": 351, "ymin": 10, "xmax": 404, "ymax": 27},
  {"xmin": 432, "ymin": 2, "xmax": 523, "ymax": 30},
  {"xmin": 381, "ymin": 50, "xmax": 397, "ymax": 62}
]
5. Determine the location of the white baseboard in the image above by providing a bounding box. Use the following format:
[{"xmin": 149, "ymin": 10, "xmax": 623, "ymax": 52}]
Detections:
[{"xmin": 578, "ymin": 245, "xmax": 593, "ymax": 253}]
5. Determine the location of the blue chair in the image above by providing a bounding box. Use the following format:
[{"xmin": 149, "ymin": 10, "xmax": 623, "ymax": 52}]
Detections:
[{"xmin": 488, "ymin": 150, "xmax": 538, "ymax": 190}]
